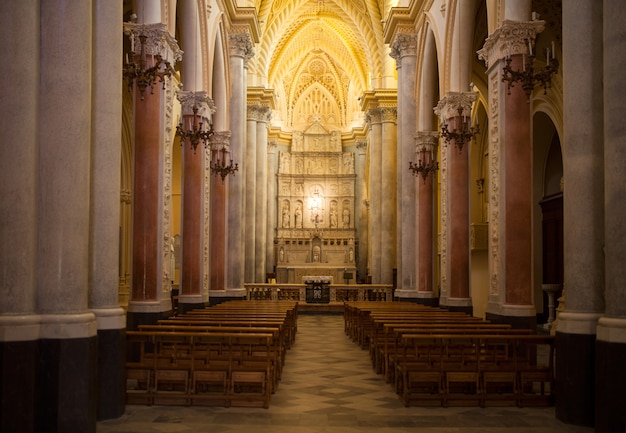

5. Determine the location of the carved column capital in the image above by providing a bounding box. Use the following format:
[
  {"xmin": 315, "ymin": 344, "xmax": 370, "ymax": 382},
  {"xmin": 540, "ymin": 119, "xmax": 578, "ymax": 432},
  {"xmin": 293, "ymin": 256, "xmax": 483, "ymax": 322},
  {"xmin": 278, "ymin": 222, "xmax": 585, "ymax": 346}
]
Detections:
[
  {"xmin": 477, "ymin": 19, "xmax": 546, "ymax": 69},
  {"xmin": 414, "ymin": 131, "xmax": 439, "ymax": 152},
  {"xmin": 228, "ymin": 32, "xmax": 254, "ymax": 63},
  {"xmin": 177, "ymin": 90, "xmax": 215, "ymax": 117},
  {"xmin": 390, "ymin": 33, "xmax": 418, "ymax": 63},
  {"xmin": 247, "ymin": 104, "xmax": 272, "ymax": 122},
  {"xmin": 123, "ymin": 22, "xmax": 183, "ymax": 62},
  {"xmin": 434, "ymin": 91, "xmax": 477, "ymax": 121},
  {"xmin": 211, "ymin": 131, "xmax": 231, "ymax": 151}
]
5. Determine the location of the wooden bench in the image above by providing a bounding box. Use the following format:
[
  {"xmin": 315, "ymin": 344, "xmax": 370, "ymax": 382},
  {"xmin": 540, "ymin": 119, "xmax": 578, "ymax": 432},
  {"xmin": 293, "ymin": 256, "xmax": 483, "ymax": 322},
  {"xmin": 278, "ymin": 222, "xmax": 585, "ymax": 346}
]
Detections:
[{"xmin": 394, "ymin": 334, "xmax": 555, "ymax": 408}]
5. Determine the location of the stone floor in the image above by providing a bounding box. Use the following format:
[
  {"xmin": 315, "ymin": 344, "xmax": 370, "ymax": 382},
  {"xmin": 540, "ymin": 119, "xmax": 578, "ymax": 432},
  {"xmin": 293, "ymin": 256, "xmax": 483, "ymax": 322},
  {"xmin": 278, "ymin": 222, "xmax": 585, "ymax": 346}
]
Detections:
[{"xmin": 98, "ymin": 313, "xmax": 594, "ymax": 433}]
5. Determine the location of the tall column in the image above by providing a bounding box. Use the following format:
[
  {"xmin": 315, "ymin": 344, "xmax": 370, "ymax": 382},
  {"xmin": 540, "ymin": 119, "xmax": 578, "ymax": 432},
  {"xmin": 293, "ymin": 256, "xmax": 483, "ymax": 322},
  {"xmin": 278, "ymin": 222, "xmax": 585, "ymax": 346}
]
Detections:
[
  {"xmin": 178, "ymin": 92, "xmax": 213, "ymax": 313},
  {"xmin": 414, "ymin": 132, "xmax": 439, "ymax": 304},
  {"xmin": 125, "ymin": 22, "xmax": 181, "ymax": 328},
  {"xmin": 390, "ymin": 33, "xmax": 417, "ymax": 299},
  {"xmin": 434, "ymin": 92, "xmax": 476, "ymax": 315},
  {"xmin": 596, "ymin": 2, "xmax": 626, "ymax": 432},
  {"xmin": 366, "ymin": 109, "xmax": 382, "ymax": 282},
  {"xmin": 355, "ymin": 141, "xmax": 369, "ymax": 282},
  {"xmin": 478, "ymin": 17, "xmax": 543, "ymax": 328},
  {"xmin": 553, "ymin": 0, "xmax": 604, "ymax": 427},
  {"xmin": 37, "ymin": 1, "xmax": 97, "ymax": 431},
  {"xmin": 266, "ymin": 141, "xmax": 278, "ymax": 276},
  {"xmin": 244, "ymin": 105, "xmax": 258, "ymax": 283},
  {"xmin": 225, "ymin": 33, "xmax": 253, "ymax": 297},
  {"xmin": 0, "ymin": 2, "xmax": 40, "ymax": 431},
  {"xmin": 414, "ymin": 29, "xmax": 439, "ymax": 306},
  {"xmin": 90, "ymin": 0, "xmax": 125, "ymax": 421},
  {"xmin": 209, "ymin": 131, "xmax": 230, "ymax": 292},
  {"xmin": 255, "ymin": 107, "xmax": 271, "ymax": 282},
  {"xmin": 380, "ymin": 107, "xmax": 398, "ymax": 284}
]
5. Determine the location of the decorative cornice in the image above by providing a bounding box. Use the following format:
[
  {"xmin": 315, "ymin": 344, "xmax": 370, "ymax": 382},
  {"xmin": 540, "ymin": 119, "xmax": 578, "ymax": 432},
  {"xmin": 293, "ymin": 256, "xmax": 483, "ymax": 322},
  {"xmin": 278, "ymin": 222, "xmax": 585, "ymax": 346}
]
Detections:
[{"xmin": 477, "ymin": 19, "xmax": 546, "ymax": 69}]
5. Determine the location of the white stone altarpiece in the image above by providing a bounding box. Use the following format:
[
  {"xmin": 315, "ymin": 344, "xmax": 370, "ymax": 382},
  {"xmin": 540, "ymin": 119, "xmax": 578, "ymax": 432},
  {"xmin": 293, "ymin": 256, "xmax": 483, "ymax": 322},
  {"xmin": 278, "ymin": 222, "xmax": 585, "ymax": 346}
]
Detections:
[{"xmin": 275, "ymin": 122, "xmax": 357, "ymax": 283}]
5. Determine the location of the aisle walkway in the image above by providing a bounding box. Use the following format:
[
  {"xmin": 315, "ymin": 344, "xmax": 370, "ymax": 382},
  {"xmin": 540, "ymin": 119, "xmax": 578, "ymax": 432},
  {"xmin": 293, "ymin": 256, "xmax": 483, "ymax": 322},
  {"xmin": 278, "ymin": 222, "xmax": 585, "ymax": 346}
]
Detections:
[{"xmin": 98, "ymin": 314, "xmax": 593, "ymax": 433}]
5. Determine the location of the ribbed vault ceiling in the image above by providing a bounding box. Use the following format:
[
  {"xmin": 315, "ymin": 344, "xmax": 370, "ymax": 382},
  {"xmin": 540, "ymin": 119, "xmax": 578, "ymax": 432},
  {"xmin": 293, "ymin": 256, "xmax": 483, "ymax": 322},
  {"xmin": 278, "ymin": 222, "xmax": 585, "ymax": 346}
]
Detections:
[{"xmin": 250, "ymin": 0, "xmax": 392, "ymax": 130}]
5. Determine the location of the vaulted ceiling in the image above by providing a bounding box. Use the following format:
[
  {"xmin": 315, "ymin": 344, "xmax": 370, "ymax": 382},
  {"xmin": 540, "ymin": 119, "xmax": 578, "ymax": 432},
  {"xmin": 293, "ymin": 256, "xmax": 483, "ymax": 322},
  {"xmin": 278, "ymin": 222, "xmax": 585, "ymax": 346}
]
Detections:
[{"xmin": 249, "ymin": 0, "xmax": 396, "ymax": 131}]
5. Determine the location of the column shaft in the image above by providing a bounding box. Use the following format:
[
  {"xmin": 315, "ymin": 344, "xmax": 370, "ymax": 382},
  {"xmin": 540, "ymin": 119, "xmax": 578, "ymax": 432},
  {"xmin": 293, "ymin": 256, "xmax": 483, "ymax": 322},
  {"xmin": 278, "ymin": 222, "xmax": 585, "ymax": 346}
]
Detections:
[
  {"xmin": 244, "ymin": 108, "xmax": 257, "ymax": 283},
  {"xmin": 367, "ymin": 110, "xmax": 382, "ymax": 283},
  {"xmin": 596, "ymin": 1, "xmax": 626, "ymax": 432},
  {"xmin": 38, "ymin": 2, "xmax": 97, "ymax": 432},
  {"xmin": 255, "ymin": 109, "xmax": 270, "ymax": 282},
  {"xmin": 380, "ymin": 108, "xmax": 398, "ymax": 284},
  {"xmin": 0, "ymin": 2, "xmax": 40, "ymax": 431},
  {"xmin": 90, "ymin": 0, "xmax": 125, "ymax": 421}
]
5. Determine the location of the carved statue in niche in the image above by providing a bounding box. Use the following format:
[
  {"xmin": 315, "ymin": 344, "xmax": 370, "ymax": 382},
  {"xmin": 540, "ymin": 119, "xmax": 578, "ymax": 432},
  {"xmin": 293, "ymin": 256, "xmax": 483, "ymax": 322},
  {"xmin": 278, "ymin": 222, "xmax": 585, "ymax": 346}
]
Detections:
[
  {"xmin": 329, "ymin": 201, "xmax": 338, "ymax": 228},
  {"xmin": 342, "ymin": 208, "xmax": 350, "ymax": 228},
  {"xmin": 280, "ymin": 151, "xmax": 290, "ymax": 173},
  {"xmin": 294, "ymin": 202, "xmax": 303, "ymax": 228},
  {"xmin": 282, "ymin": 200, "xmax": 290, "ymax": 228},
  {"xmin": 342, "ymin": 153, "xmax": 353, "ymax": 173}
]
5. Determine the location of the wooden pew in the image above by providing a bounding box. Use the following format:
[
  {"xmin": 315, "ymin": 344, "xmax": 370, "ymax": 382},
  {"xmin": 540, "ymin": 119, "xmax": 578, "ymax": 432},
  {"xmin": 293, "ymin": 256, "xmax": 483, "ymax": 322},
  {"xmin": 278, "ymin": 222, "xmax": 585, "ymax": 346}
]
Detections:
[{"xmin": 126, "ymin": 330, "xmax": 277, "ymax": 408}]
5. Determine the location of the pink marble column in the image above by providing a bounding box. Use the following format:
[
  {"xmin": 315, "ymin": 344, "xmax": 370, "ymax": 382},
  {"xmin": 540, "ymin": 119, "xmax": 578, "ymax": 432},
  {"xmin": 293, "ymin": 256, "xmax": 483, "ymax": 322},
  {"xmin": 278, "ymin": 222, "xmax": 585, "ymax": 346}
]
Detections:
[
  {"xmin": 503, "ymin": 59, "xmax": 532, "ymax": 306},
  {"xmin": 435, "ymin": 93, "xmax": 476, "ymax": 313},
  {"xmin": 209, "ymin": 132, "xmax": 230, "ymax": 292},
  {"xmin": 177, "ymin": 92, "xmax": 213, "ymax": 311}
]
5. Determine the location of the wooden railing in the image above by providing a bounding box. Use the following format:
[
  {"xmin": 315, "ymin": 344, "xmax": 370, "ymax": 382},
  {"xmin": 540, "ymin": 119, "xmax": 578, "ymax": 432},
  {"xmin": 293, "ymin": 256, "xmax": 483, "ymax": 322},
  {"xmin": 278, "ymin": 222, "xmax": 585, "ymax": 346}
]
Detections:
[{"xmin": 244, "ymin": 283, "xmax": 393, "ymax": 302}]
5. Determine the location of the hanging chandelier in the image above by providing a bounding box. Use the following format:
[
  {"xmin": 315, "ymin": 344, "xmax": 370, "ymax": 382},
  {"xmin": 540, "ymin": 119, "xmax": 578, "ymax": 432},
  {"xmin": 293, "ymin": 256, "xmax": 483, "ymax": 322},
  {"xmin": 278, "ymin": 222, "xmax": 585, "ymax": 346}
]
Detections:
[
  {"xmin": 502, "ymin": 38, "xmax": 558, "ymax": 102},
  {"xmin": 123, "ymin": 27, "xmax": 174, "ymax": 100}
]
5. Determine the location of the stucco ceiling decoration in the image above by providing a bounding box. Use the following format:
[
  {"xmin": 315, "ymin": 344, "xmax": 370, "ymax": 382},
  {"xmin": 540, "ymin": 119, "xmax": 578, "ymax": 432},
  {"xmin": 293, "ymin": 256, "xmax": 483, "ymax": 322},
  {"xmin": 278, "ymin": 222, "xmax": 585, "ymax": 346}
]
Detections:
[{"xmin": 252, "ymin": 0, "xmax": 388, "ymax": 131}]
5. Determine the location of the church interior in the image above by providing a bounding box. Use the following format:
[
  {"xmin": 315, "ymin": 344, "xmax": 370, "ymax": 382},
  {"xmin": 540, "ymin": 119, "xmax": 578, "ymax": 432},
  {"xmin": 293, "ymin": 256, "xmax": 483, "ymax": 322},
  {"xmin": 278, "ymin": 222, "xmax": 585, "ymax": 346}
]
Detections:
[{"xmin": 0, "ymin": 0, "xmax": 624, "ymax": 432}]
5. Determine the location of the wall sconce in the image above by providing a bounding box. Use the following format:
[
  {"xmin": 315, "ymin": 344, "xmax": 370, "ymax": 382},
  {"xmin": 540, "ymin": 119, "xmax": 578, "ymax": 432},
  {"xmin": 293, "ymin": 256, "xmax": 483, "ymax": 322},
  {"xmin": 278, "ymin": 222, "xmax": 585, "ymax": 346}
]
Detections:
[
  {"xmin": 439, "ymin": 106, "xmax": 479, "ymax": 152},
  {"xmin": 175, "ymin": 105, "xmax": 213, "ymax": 153},
  {"xmin": 409, "ymin": 144, "xmax": 438, "ymax": 182},
  {"xmin": 502, "ymin": 38, "xmax": 558, "ymax": 102},
  {"xmin": 123, "ymin": 30, "xmax": 174, "ymax": 100},
  {"xmin": 210, "ymin": 147, "xmax": 238, "ymax": 181}
]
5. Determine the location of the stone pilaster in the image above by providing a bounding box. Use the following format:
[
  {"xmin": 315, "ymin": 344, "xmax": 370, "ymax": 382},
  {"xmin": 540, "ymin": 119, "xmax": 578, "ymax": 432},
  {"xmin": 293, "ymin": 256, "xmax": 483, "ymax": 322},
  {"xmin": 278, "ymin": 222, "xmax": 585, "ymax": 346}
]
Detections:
[
  {"xmin": 434, "ymin": 92, "xmax": 476, "ymax": 314},
  {"xmin": 390, "ymin": 33, "xmax": 418, "ymax": 298}
]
